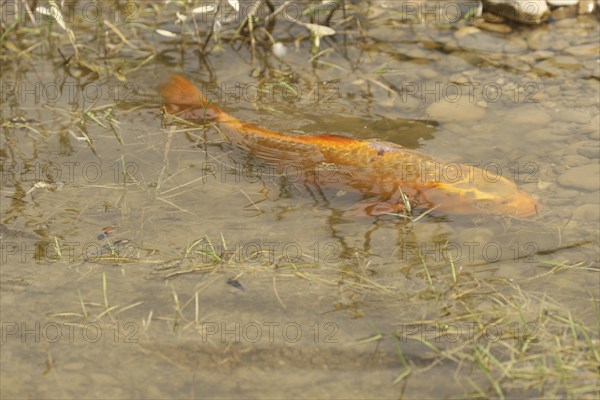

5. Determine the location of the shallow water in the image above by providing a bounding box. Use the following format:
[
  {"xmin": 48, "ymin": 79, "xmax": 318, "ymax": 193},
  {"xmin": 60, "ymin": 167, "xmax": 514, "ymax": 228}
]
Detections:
[{"xmin": 1, "ymin": 1, "xmax": 599, "ymax": 398}]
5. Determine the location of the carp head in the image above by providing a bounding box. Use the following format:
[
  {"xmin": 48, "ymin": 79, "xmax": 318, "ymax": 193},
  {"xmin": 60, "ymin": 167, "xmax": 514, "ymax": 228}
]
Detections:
[{"xmin": 418, "ymin": 163, "xmax": 540, "ymax": 217}]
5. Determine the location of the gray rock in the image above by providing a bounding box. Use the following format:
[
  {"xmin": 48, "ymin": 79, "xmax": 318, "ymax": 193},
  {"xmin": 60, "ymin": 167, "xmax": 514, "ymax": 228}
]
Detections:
[
  {"xmin": 535, "ymin": 51, "xmax": 556, "ymax": 61},
  {"xmin": 565, "ymin": 140, "xmax": 599, "ymax": 156},
  {"xmin": 558, "ymin": 163, "xmax": 600, "ymax": 191},
  {"xmin": 545, "ymin": 197, "xmax": 577, "ymax": 206},
  {"xmin": 504, "ymin": 36, "xmax": 528, "ymax": 52},
  {"xmin": 578, "ymin": 0, "xmax": 596, "ymax": 13},
  {"xmin": 418, "ymin": 68, "xmax": 439, "ymax": 79},
  {"xmin": 552, "ymin": 56, "xmax": 583, "ymax": 69},
  {"xmin": 426, "ymin": 97, "xmax": 487, "ymax": 122},
  {"xmin": 456, "ymin": 31, "xmax": 507, "ymax": 52},
  {"xmin": 588, "ymin": 115, "xmax": 600, "ymax": 139},
  {"xmin": 501, "ymin": 230, "xmax": 560, "ymax": 256},
  {"xmin": 572, "ymin": 92, "xmax": 599, "ymax": 108},
  {"xmin": 579, "ymin": 192, "xmax": 600, "ymax": 205},
  {"xmin": 507, "ymin": 106, "xmax": 552, "ymax": 126},
  {"xmin": 549, "ymin": 40, "xmax": 572, "ymax": 51},
  {"xmin": 565, "ymin": 43, "xmax": 600, "ymax": 57},
  {"xmin": 571, "ymin": 204, "xmax": 600, "ymax": 221},
  {"xmin": 553, "ymin": 109, "xmax": 592, "ymax": 124},
  {"xmin": 525, "ymin": 129, "xmax": 565, "ymax": 142},
  {"xmin": 543, "ymin": 85, "xmax": 562, "ymax": 96},
  {"xmin": 578, "ymin": 145, "xmax": 600, "ymax": 159},
  {"xmin": 473, "ymin": 19, "xmax": 513, "ymax": 33},
  {"xmin": 481, "ymin": 0, "xmax": 550, "ymax": 24},
  {"xmin": 527, "ymin": 30, "xmax": 552, "ymax": 50},
  {"xmin": 456, "ymin": 228, "xmax": 495, "ymax": 247},
  {"xmin": 454, "ymin": 26, "xmax": 481, "ymax": 40},
  {"xmin": 550, "ymin": 5, "xmax": 579, "ymax": 19},
  {"xmin": 534, "ymin": 60, "xmax": 561, "ymax": 76},
  {"xmin": 560, "ymin": 189, "xmax": 581, "ymax": 198},
  {"xmin": 563, "ymin": 155, "xmax": 592, "ymax": 167}
]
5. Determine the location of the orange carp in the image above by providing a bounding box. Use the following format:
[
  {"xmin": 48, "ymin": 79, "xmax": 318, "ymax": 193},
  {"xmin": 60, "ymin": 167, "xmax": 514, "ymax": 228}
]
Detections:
[{"xmin": 160, "ymin": 74, "xmax": 540, "ymax": 217}]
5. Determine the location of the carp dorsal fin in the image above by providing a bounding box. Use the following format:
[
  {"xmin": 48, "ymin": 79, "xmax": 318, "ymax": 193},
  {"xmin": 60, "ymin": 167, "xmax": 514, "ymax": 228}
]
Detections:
[
  {"xmin": 295, "ymin": 134, "xmax": 361, "ymax": 149},
  {"xmin": 299, "ymin": 134, "xmax": 357, "ymax": 143}
]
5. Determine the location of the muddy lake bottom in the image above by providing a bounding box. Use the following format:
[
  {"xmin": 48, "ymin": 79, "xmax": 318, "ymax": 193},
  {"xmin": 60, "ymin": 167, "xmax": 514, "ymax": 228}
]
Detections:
[{"xmin": 1, "ymin": 1, "xmax": 599, "ymax": 398}]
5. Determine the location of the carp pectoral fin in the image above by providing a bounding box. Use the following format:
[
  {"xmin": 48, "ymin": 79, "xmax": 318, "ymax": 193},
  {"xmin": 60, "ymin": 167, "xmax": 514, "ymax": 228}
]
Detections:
[
  {"xmin": 163, "ymin": 105, "xmax": 218, "ymax": 121},
  {"xmin": 344, "ymin": 199, "xmax": 408, "ymax": 217},
  {"xmin": 162, "ymin": 103, "xmax": 198, "ymax": 118}
]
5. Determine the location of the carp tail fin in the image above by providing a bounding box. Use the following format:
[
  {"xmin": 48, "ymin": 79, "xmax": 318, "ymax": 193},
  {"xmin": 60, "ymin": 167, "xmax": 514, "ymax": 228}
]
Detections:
[{"xmin": 159, "ymin": 74, "xmax": 219, "ymax": 114}]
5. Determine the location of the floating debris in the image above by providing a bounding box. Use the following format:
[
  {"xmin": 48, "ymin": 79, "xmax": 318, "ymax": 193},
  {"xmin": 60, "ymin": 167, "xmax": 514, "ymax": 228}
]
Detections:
[{"xmin": 227, "ymin": 277, "xmax": 245, "ymax": 291}]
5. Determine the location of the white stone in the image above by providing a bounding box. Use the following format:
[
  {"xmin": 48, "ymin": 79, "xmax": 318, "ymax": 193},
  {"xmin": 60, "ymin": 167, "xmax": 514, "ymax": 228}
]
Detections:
[{"xmin": 546, "ymin": 0, "xmax": 579, "ymax": 6}]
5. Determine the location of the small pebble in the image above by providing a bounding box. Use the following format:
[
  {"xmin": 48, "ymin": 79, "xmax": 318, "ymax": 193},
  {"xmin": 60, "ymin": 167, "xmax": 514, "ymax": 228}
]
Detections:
[
  {"xmin": 454, "ymin": 26, "xmax": 481, "ymax": 40},
  {"xmin": 552, "ymin": 56, "xmax": 583, "ymax": 69},
  {"xmin": 553, "ymin": 109, "xmax": 592, "ymax": 124},
  {"xmin": 508, "ymin": 106, "xmax": 552, "ymax": 126},
  {"xmin": 474, "ymin": 19, "xmax": 512, "ymax": 33},
  {"xmin": 571, "ymin": 204, "xmax": 600, "ymax": 221},
  {"xmin": 525, "ymin": 129, "xmax": 564, "ymax": 142},
  {"xmin": 563, "ymin": 155, "xmax": 592, "ymax": 167},
  {"xmin": 577, "ymin": 146, "xmax": 600, "ymax": 159},
  {"xmin": 565, "ymin": 43, "xmax": 600, "ymax": 57},
  {"xmin": 272, "ymin": 42, "xmax": 287, "ymax": 58},
  {"xmin": 532, "ymin": 50, "xmax": 555, "ymax": 60}
]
